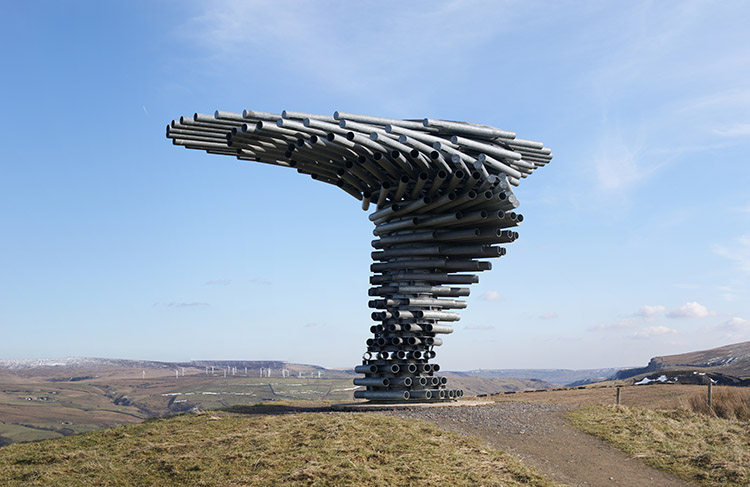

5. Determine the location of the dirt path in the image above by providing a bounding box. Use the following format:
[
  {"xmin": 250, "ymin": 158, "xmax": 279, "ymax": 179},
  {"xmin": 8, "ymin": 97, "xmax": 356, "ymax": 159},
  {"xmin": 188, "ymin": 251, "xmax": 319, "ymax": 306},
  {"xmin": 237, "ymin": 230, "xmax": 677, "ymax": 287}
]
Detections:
[{"xmin": 377, "ymin": 402, "xmax": 693, "ymax": 487}]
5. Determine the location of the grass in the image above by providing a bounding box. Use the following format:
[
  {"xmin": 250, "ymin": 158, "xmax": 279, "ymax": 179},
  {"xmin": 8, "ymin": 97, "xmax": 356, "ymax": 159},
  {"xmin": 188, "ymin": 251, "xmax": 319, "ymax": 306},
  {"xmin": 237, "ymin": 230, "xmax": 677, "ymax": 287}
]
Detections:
[
  {"xmin": 568, "ymin": 405, "xmax": 749, "ymax": 487},
  {"xmin": 0, "ymin": 410, "xmax": 555, "ymax": 487},
  {"xmin": 687, "ymin": 387, "xmax": 750, "ymax": 420}
]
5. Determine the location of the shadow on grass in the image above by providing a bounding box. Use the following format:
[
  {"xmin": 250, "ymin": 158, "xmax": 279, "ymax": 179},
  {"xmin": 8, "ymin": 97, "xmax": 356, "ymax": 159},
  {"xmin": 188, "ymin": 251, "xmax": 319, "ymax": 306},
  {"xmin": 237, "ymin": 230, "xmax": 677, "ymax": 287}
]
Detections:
[{"xmin": 224, "ymin": 404, "xmax": 338, "ymax": 416}]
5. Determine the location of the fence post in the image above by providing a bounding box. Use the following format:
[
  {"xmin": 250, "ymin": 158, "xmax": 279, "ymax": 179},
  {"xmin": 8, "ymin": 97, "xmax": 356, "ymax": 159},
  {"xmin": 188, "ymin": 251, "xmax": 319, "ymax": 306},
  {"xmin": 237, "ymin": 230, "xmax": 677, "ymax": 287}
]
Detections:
[
  {"xmin": 616, "ymin": 386, "xmax": 621, "ymax": 407},
  {"xmin": 707, "ymin": 381, "xmax": 713, "ymax": 409}
]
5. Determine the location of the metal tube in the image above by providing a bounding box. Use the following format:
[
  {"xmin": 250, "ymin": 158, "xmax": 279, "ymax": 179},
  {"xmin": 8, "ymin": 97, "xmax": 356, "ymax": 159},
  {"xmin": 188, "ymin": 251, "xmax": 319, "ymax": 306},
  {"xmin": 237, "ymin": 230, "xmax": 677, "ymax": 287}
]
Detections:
[
  {"xmin": 473, "ymin": 153, "xmax": 523, "ymax": 180},
  {"xmin": 277, "ymin": 118, "xmax": 327, "ymax": 138},
  {"xmin": 241, "ymin": 109, "xmax": 281, "ymax": 120},
  {"xmin": 355, "ymin": 364, "xmax": 378, "ymax": 374},
  {"xmin": 409, "ymin": 390, "xmax": 433, "ymax": 400},
  {"xmin": 282, "ymin": 110, "xmax": 335, "ymax": 122},
  {"xmin": 417, "ymin": 311, "xmax": 461, "ymax": 321},
  {"xmin": 410, "ymin": 172, "xmax": 429, "ymax": 199},
  {"xmin": 406, "ymin": 298, "xmax": 466, "ymax": 309},
  {"xmin": 423, "ymin": 119, "xmax": 516, "ymax": 140},
  {"xmin": 354, "ymin": 390, "xmax": 410, "ymax": 400},
  {"xmin": 396, "ymin": 286, "xmax": 470, "ymax": 297},
  {"xmin": 335, "ymin": 111, "xmax": 429, "ymax": 131},
  {"xmin": 413, "ymin": 212, "xmax": 463, "ymax": 228},
  {"xmin": 389, "ymin": 377, "xmax": 413, "ymax": 387},
  {"xmin": 371, "ymin": 230, "xmax": 434, "ymax": 248},
  {"xmin": 354, "ymin": 377, "xmax": 391, "ymax": 387},
  {"xmin": 373, "ymin": 216, "xmax": 417, "ymax": 236},
  {"xmin": 393, "ymin": 175, "xmax": 410, "ymax": 201},
  {"xmin": 376, "ymin": 182, "xmax": 391, "ymax": 208},
  {"xmin": 361, "ymin": 192, "xmax": 371, "ymax": 211}
]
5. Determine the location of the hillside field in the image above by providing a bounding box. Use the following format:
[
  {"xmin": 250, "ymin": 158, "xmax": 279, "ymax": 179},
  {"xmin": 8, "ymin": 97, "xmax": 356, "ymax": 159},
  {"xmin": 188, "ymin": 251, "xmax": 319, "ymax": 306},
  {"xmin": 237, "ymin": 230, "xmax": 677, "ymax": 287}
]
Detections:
[{"xmin": 0, "ymin": 410, "xmax": 554, "ymax": 487}]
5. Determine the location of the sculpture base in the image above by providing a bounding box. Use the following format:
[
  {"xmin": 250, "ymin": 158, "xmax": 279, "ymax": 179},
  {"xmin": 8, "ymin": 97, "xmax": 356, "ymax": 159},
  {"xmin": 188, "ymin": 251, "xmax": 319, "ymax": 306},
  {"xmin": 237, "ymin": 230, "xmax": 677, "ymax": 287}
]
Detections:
[{"xmin": 332, "ymin": 399, "xmax": 491, "ymax": 411}]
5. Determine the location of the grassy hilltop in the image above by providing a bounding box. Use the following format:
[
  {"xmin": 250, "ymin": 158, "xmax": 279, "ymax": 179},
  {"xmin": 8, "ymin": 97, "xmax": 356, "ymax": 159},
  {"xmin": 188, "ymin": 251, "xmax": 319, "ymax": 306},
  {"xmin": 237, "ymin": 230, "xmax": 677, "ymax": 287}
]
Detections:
[{"xmin": 0, "ymin": 408, "xmax": 553, "ymax": 487}]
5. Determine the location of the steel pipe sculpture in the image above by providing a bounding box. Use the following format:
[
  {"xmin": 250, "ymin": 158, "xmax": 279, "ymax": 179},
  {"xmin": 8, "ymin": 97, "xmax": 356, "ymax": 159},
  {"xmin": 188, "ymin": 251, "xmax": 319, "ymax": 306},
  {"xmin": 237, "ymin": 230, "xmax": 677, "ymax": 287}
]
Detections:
[{"xmin": 167, "ymin": 109, "xmax": 552, "ymax": 402}]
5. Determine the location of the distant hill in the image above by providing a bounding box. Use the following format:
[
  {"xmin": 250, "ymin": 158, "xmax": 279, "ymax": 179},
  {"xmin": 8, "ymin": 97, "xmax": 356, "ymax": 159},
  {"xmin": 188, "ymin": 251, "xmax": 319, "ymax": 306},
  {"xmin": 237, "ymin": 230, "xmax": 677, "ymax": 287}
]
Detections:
[
  {"xmin": 450, "ymin": 368, "xmax": 623, "ymax": 386},
  {"xmin": 442, "ymin": 374, "xmax": 556, "ymax": 395},
  {"xmin": 0, "ymin": 357, "xmax": 342, "ymax": 379},
  {"xmin": 615, "ymin": 341, "xmax": 750, "ymax": 384}
]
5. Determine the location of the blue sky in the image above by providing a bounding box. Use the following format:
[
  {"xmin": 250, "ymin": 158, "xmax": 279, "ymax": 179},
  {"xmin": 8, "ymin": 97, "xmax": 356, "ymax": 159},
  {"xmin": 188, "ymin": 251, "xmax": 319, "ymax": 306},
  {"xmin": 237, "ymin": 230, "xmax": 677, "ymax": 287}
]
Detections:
[{"xmin": 1, "ymin": 1, "xmax": 749, "ymax": 370}]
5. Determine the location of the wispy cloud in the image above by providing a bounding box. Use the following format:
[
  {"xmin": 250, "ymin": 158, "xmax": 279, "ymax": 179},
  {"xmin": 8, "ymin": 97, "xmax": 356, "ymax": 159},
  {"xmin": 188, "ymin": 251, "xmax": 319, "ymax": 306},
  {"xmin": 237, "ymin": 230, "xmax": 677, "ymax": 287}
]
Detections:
[
  {"xmin": 635, "ymin": 305, "xmax": 665, "ymax": 319},
  {"xmin": 714, "ymin": 317, "xmax": 749, "ymax": 341},
  {"xmin": 714, "ymin": 235, "xmax": 750, "ymax": 273},
  {"xmin": 179, "ymin": 1, "xmax": 527, "ymax": 110},
  {"xmin": 730, "ymin": 204, "xmax": 750, "ymax": 215},
  {"xmin": 539, "ymin": 312, "xmax": 558, "ymax": 320},
  {"xmin": 465, "ymin": 324, "xmax": 494, "ymax": 330},
  {"xmin": 248, "ymin": 278, "xmax": 272, "ymax": 286},
  {"xmin": 591, "ymin": 304, "xmax": 665, "ymax": 331},
  {"xmin": 580, "ymin": 4, "xmax": 750, "ymax": 198},
  {"xmin": 154, "ymin": 302, "xmax": 210, "ymax": 308},
  {"xmin": 714, "ymin": 123, "xmax": 750, "ymax": 137},
  {"xmin": 590, "ymin": 318, "xmax": 639, "ymax": 332},
  {"xmin": 205, "ymin": 279, "xmax": 231, "ymax": 286},
  {"xmin": 480, "ymin": 290, "xmax": 503, "ymax": 302},
  {"xmin": 633, "ymin": 326, "xmax": 678, "ymax": 338},
  {"xmin": 304, "ymin": 322, "xmax": 318, "ymax": 328},
  {"xmin": 666, "ymin": 301, "xmax": 713, "ymax": 319},
  {"xmin": 593, "ymin": 132, "xmax": 651, "ymax": 192},
  {"xmin": 717, "ymin": 317, "xmax": 749, "ymax": 332}
]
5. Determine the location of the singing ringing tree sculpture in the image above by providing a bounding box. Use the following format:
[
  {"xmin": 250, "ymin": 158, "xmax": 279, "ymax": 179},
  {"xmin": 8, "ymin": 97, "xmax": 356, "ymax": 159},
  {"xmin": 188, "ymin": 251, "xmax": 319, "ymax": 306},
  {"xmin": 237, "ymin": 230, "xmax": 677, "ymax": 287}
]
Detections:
[{"xmin": 167, "ymin": 109, "xmax": 552, "ymax": 402}]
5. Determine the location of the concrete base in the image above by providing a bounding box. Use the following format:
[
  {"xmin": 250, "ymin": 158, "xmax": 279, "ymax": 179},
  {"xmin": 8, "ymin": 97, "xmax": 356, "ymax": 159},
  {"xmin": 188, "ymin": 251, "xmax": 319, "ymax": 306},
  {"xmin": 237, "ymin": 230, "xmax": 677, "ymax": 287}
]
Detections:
[{"xmin": 331, "ymin": 399, "xmax": 492, "ymax": 411}]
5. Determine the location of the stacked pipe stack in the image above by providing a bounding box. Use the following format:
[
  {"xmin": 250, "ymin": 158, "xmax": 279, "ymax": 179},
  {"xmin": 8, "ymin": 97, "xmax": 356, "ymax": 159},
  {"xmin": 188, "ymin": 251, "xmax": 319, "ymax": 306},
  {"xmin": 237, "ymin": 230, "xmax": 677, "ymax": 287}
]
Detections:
[{"xmin": 167, "ymin": 108, "xmax": 552, "ymax": 402}]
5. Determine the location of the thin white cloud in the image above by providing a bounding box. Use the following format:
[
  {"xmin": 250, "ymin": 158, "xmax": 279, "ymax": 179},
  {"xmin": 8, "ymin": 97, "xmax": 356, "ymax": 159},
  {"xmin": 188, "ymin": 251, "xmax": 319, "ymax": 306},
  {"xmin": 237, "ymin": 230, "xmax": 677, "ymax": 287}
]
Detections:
[
  {"xmin": 714, "ymin": 317, "xmax": 749, "ymax": 341},
  {"xmin": 480, "ymin": 290, "xmax": 503, "ymax": 302},
  {"xmin": 248, "ymin": 278, "xmax": 272, "ymax": 286},
  {"xmin": 465, "ymin": 324, "xmax": 494, "ymax": 330},
  {"xmin": 589, "ymin": 318, "xmax": 638, "ymax": 332},
  {"xmin": 714, "ymin": 123, "xmax": 750, "ymax": 137},
  {"xmin": 593, "ymin": 132, "xmax": 648, "ymax": 192},
  {"xmin": 205, "ymin": 279, "xmax": 231, "ymax": 286},
  {"xmin": 180, "ymin": 1, "xmax": 526, "ymax": 106},
  {"xmin": 666, "ymin": 301, "xmax": 713, "ymax": 319},
  {"xmin": 592, "ymin": 304, "xmax": 666, "ymax": 331},
  {"xmin": 154, "ymin": 302, "xmax": 210, "ymax": 308},
  {"xmin": 717, "ymin": 317, "xmax": 749, "ymax": 332},
  {"xmin": 539, "ymin": 312, "xmax": 558, "ymax": 320},
  {"xmin": 714, "ymin": 235, "xmax": 750, "ymax": 273},
  {"xmin": 635, "ymin": 305, "xmax": 665, "ymax": 318},
  {"xmin": 633, "ymin": 326, "xmax": 678, "ymax": 338},
  {"xmin": 580, "ymin": 4, "xmax": 750, "ymax": 197}
]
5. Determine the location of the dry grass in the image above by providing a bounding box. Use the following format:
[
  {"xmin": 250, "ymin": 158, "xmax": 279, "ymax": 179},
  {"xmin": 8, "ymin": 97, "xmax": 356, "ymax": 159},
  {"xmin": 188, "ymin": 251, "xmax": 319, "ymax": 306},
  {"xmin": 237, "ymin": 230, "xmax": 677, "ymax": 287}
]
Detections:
[
  {"xmin": 0, "ymin": 410, "xmax": 555, "ymax": 487},
  {"xmin": 568, "ymin": 405, "xmax": 749, "ymax": 487},
  {"xmin": 491, "ymin": 384, "xmax": 712, "ymax": 409},
  {"xmin": 687, "ymin": 387, "xmax": 750, "ymax": 420}
]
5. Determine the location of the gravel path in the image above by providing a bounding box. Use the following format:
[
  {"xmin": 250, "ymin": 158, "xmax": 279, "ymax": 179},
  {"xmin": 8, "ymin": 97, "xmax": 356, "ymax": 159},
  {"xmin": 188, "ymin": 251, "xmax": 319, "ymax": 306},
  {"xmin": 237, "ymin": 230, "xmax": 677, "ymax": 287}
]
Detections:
[{"xmin": 375, "ymin": 402, "xmax": 692, "ymax": 487}]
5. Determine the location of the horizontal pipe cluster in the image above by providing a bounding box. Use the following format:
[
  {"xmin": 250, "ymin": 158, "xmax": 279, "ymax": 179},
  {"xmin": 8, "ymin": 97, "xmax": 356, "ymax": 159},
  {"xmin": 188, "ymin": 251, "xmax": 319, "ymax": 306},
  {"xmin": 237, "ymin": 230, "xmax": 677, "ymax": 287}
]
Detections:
[{"xmin": 167, "ymin": 108, "xmax": 551, "ymax": 402}]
